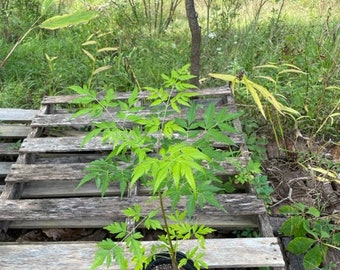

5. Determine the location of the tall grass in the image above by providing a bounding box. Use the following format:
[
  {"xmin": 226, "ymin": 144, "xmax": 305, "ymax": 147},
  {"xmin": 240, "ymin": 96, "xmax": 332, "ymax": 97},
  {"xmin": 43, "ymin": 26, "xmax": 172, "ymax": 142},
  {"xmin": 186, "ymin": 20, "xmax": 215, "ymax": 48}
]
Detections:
[{"xmin": 0, "ymin": 0, "xmax": 339, "ymax": 138}]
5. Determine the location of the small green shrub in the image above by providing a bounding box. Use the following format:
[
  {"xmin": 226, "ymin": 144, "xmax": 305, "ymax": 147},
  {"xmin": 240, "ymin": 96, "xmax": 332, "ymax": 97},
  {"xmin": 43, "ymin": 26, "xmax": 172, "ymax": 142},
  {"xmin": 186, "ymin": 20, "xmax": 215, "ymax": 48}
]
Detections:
[
  {"xmin": 279, "ymin": 203, "xmax": 340, "ymax": 270},
  {"xmin": 72, "ymin": 65, "xmax": 248, "ymax": 269}
]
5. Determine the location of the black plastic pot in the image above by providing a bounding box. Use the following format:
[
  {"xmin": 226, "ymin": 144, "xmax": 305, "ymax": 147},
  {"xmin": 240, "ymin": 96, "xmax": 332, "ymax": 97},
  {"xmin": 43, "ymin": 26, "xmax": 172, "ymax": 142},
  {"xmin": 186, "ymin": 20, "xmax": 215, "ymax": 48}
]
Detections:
[{"xmin": 144, "ymin": 251, "xmax": 197, "ymax": 270}]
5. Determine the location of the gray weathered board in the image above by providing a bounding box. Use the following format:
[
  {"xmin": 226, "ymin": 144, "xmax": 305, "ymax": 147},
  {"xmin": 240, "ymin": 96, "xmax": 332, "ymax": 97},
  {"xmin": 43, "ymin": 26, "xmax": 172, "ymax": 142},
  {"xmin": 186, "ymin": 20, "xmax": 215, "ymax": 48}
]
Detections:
[
  {"xmin": 0, "ymin": 238, "xmax": 285, "ymax": 269},
  {"xmin": 0, "ymin": 87, "xmax": 285, "ymax": 269},
  {"xmin": 0, "ymin": 108, "xmax": 39, "ymax": 186},
  {"xmin": 0, "ymin": 108, "xmax": 38, "ymax": 122}
]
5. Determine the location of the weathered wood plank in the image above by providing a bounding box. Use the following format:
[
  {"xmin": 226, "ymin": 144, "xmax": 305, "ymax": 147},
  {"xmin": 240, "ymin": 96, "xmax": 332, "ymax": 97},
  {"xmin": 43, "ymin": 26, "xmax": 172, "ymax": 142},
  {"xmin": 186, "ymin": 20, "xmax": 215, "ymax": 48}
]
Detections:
[
  {"xmin": 21, "ymin": 180, "xmax": 121, "ymax": 198},
  {"xmin": 19, "ymin": 135, "xmax": 245, "ymax": 156},
  {"xmin": 31, "ymin": 104, "xmax": 237, "ymax": 127},
  {"xmin": 0, "ymin": 105, "xmax": 50, "ymax": 232},
  {"xmin": 0, "ymin": 238, "xmax": 285, "ymax": 269},
  {"xmin": 5, "ymin": 156, "xmax": 246, "ymax": 185},
  {"xmin": 0, "ymin": 108, "xmax": 38, "ymax": 122},
  {"xmin": 6, "ymin": 163, "xmax": 88, "ymax": 182},
  {"xmin": 41, "ymin": 87, "xmax": 231, "ymax": 105},
  {"xmin": 0, "ymin": 162, "xmax": 13, "ymax": 177},
  {"xmin": 8, "ymin": 214, "xmax": 258, "ymax": 230},
  {"xmin": 0, "ymin": 124, "xmax": 30, "ymax": 138},
  {"xmin": 20, "ymin": 137, "xmax": 112, "ymax": 153},
  {"xmin": 0, "ymin": 194, "xmax": 266, "ymax": 221}
]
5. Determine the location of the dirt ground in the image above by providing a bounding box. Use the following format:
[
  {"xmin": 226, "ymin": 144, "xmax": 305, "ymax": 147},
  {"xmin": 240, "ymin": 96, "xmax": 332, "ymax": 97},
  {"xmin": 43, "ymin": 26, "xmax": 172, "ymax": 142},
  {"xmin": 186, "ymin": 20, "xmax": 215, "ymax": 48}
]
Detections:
[{"xmin": 264, "ymin": 138, "xmax": 340, "ymax": 269}]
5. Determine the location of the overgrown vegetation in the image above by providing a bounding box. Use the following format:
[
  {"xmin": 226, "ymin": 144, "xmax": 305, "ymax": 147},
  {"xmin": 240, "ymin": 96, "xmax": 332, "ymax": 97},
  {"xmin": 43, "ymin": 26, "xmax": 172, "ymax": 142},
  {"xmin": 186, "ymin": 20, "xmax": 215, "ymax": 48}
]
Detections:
[
  {"xmin": 1, "ymin": 0, "xmax": 339, "ymax": 269},
  {"xmin": 1, "ymin": 0, "xmax": 339, "ymax": 139}
]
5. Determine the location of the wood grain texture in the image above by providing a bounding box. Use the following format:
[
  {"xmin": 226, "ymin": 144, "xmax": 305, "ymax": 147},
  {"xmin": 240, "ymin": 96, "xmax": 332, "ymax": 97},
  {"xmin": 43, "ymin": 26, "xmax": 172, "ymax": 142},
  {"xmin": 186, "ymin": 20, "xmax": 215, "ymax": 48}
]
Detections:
[
  {"xmin": 0, "ymin": 162, "xmax": 13, "ymax": 177},
  {"xmin": 0, "ymin": 108, "xmax": 38, "ymax": 122},
  {"xmin": 0, "ymin": 238, "xmax": 285, "ymax": 269},
  {"xmin": 0, "ymin": 194, "xmax": 266, "ymax": 221},
  {"xmin": 8, "ymin": 214, "xmax": 258, "ymax": 229},
  {"xmin": 41, "ymin": 87, "xmax": 232, "ymax": 104},
  {"xmin": 0, "ymin": 125, "xmax": 30, "ymax": 138},
  {"xmin": 20, "ymin": 136, "xmax": 113, "ymax": 153}
]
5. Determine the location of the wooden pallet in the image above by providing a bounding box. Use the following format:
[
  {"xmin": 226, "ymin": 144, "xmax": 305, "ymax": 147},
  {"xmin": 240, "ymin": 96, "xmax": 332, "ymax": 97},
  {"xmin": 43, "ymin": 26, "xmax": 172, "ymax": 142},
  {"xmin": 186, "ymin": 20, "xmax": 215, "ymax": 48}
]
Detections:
[
  {"xmin": 0, "ymin": 108, "xmax": 39, "ymax": 189},
  {"xmin": 0, "ymin": 87, "xmax": 286, "ymax": 269}
]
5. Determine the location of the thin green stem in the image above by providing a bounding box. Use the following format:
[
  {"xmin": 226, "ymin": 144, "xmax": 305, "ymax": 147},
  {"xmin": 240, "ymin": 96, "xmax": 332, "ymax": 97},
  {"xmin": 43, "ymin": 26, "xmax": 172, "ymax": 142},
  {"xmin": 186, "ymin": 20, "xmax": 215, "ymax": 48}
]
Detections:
[
  {"xmin": 159, "ymin": 191, "xmax": 178, "ymax": 270},
  {"xmin": 0, "ymin": 17, "xmax": 41, "ymax": 69}
]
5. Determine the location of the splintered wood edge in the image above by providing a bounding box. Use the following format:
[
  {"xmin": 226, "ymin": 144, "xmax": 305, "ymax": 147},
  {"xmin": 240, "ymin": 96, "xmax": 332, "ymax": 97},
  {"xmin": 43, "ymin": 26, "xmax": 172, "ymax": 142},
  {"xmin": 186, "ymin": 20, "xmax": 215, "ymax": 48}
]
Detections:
[{"xmin": 0, "ymin": 238, "xmax": 285, "ymax": 269}]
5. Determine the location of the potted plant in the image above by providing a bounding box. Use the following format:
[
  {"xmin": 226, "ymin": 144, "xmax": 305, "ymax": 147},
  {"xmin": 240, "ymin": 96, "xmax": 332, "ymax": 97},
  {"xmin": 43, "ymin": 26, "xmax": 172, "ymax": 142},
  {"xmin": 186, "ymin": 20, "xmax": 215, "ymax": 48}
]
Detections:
[{"xmin": 72, "ymin": 65, "xmax": 242, "ymax": 269}]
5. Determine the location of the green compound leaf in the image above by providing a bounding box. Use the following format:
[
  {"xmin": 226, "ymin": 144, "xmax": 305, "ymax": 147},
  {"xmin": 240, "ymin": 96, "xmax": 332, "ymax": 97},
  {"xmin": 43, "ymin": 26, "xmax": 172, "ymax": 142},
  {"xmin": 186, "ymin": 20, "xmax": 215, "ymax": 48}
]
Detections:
[
  {"xmin": 303, "ymin": 244, "xmax": 324, "ymax": 270},
  {"xmin": 306, "ymin": 206, "xmax": 320, "ymax": 218},
  {"xmin": 90, "ymin": 248, "xmax": 111, "ymax": 270},
  {"xmin": 287, "ymin": 237, "xmax": 316, "ymax": 254},
  {"xmin": 279, "ymin": 216, "xmax": 307, "ymax": 237},
  {"xmin": 333, "ymin": 232, "xmax": 340, "ymax": 245}
]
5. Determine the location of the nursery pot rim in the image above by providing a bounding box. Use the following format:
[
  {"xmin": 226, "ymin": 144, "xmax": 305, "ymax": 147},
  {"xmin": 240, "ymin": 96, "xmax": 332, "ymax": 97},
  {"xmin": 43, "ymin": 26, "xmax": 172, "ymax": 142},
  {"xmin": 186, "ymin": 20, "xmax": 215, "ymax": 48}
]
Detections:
[{"xmin": 144, "ymin": 250, "xmax": 197, "ymax": 270}]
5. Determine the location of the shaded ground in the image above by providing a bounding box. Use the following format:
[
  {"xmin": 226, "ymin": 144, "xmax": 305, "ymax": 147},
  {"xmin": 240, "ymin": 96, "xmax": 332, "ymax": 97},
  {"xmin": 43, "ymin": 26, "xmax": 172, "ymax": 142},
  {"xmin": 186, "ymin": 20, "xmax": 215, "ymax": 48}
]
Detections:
[{"xmin": 264, "ymin": 138, "xmax": 340, "ymax": 269}]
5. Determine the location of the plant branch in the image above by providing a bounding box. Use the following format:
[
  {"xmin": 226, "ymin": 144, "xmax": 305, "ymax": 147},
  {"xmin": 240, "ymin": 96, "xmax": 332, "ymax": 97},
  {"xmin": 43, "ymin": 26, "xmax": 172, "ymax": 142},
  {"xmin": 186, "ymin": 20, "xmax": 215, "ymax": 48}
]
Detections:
[
  {"xmin": 159, "ymin": 191, "xmax": 178, "ymax": 270},
  {"xmin": 0, "ymin": 17, "xmax": 41, "ymax": 69}
]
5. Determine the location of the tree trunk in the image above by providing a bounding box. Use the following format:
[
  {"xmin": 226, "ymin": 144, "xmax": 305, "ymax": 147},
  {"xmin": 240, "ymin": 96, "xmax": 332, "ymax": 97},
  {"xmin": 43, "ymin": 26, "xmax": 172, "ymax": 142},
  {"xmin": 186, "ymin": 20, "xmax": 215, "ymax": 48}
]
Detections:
[{"xmin": 185, "ymin": 0, "xmax": 201, "ymax": 87}]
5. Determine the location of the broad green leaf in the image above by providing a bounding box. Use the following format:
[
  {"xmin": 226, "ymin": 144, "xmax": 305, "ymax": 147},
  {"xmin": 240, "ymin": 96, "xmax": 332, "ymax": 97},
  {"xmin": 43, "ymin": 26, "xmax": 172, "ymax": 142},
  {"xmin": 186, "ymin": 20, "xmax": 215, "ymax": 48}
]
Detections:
[
  {"xmin": 181, "ymin": 146, "xmax": 210, "ymax": 161},
  {"xmin": 333, "ymin": 232, "xmax": 340, "ymax": 245},
  {"xmin": 104, "ymin": 222, "xmax": 127, "ymax": 239},
  {"xmin": 184, "ymin": 168, "xmax": 196, "ymax": 195},
  {"xmin": 294, "ymin": 202, "xmax": 307, "ymax": 212},
  {"xmin": 208, "ymin": 129, "xmax": 235, "ymax": 145},
  {"xmin": 40, "ymin": 10, "xmax": 98, "ymax": 30},
  {"xmin": 128, "ymin": 87, "xmax": 139, "ymax": 108},
  {"xmin": 90, "ymin": 248, "xmax": 111, "ymax": 270},
  {"xmin": 203, "ymin": 103, "xmax": 215, "ymax": 129},
  {"xmin": 97, "ymin": 238, "xmax": 116, "ymax": 250},
  {"xmin": 303, "ymin": 244, "xmax": 324, "ymax": 270},
  {"xmin": 123, "ymin": 205, "xmax": 141, "ymax": 221},
  {"xmin": 170, "ymin": 99, "xmax": 180, "ymax": 113},
  {"xmin": 279, "ymin": 216, "xmax": 307, "ymax": 237},
  {"xmin": 131, "ymin": 158, "xmax": 153, "ymax": 185},
  {"xmin": 41, "ymin": 0, "xmax": 54, "ymax": 16},
  {"xmin": 287, "ymin": 237, "xmax": 316, "ymax": 254},
  {"xmin": 112, "ymin": 244, "xmax": 129, "ymax": 270},
  {"xmin": 306, "ymin": 207, "xmax": 320, "ymax": 218},
  {"xmin": 144, "ymin": 217, "xmax": 162, "ymax": 230},
  {"xmin": 279, "ymin": 205, "xmax": 302, "ymax": 215},
  {"xmin": 173, "ymin": 162, "xmax": 181, "ymax": 188}
]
